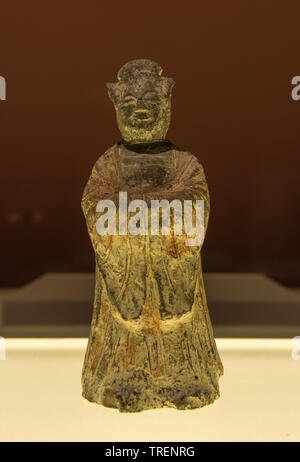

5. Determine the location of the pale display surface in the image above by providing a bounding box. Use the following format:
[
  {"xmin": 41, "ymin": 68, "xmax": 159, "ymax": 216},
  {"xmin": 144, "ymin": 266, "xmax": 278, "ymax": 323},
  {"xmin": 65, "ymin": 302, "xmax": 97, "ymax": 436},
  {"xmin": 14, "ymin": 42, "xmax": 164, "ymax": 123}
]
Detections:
[{"xmin": 0, "ymin": 338, "xmax": 299, "ymax": 442}]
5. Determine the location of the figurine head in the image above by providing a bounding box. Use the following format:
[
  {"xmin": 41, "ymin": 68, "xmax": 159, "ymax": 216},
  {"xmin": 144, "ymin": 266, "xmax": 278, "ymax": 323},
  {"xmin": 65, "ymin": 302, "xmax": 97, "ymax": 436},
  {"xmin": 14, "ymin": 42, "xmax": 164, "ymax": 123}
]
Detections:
[{"xmin": 106, "ymin": 59, "xmax": 175, "ymax": 144}]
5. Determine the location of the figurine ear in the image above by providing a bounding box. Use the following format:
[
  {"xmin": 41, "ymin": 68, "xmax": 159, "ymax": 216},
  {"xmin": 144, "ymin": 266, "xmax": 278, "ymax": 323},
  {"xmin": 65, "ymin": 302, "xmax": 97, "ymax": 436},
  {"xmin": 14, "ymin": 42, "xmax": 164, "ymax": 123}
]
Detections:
[
  {"xmin": 160, "ymin": 77, "xmax": 175, "ymax": 99},
  {"xmin": 167, "ymin": 78, "xmax": 175, "ymax": 97},
  {"xmin": 106, "ymin": 82, "xmax": 116, "ymax": 103}
]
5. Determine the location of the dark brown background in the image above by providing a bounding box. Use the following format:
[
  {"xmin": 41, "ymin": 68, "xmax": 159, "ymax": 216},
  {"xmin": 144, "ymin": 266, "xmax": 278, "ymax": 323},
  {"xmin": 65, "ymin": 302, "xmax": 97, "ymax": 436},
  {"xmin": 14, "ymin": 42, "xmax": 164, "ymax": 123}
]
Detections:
[{"xmin": 1, "ymin": 1, "xmax": 300, "ymax": 287}]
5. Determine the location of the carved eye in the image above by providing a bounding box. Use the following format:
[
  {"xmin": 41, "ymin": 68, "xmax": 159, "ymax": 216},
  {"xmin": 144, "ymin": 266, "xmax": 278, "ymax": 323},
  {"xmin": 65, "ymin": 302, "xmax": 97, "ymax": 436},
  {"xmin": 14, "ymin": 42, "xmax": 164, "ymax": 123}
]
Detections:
[
  {"xmin": 143, "ymin": 92, "xmax": 160, "ymax": 104},
  {"xmin": 121, "ymin": 96, "xmax": 137, "ymax": 106}
]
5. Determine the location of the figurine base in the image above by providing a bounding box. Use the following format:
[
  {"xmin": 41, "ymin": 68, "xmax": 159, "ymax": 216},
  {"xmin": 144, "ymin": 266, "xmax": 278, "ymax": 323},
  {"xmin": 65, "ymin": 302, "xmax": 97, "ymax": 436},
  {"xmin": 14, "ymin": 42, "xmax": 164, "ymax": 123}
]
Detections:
[{"xmin": 82, "ymin": 389, "xmax": 220, "ymax": 413}]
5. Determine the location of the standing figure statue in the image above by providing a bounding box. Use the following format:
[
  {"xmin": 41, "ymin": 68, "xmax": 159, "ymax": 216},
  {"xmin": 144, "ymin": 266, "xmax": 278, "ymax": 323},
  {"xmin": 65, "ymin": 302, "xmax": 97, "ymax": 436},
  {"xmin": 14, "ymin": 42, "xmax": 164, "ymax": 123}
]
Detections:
[{"xmin": 81, "ymin": 59, "xmax": 223, "ymax": 412}]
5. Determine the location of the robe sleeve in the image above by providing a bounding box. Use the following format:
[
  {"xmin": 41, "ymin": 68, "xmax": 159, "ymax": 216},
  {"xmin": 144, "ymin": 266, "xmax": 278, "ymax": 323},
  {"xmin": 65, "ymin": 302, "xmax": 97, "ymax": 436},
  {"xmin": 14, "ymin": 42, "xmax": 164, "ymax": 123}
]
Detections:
[
  {"xmin": 81, "ymin": 147, "xmax": 122, "ymax": 235},
  {"xmin": 145, "ymin": 151, "xmax": 210, "ymax": 234}
]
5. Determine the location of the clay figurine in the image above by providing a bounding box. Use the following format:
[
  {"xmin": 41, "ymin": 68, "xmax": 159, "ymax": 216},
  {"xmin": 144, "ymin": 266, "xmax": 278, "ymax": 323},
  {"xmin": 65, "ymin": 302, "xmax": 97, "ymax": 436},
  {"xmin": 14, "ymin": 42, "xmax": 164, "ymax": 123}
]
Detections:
[{"xmin": 81, "ymin": 59, "xmax": 223, "ymax": 412}]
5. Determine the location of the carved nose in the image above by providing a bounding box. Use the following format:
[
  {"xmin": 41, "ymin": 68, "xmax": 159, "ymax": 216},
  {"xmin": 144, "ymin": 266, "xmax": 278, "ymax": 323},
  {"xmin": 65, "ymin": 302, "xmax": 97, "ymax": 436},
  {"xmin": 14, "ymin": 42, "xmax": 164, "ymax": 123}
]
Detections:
[{"xmin": 135, "ymin": 98, "xmax": 147, "ymax": 109}]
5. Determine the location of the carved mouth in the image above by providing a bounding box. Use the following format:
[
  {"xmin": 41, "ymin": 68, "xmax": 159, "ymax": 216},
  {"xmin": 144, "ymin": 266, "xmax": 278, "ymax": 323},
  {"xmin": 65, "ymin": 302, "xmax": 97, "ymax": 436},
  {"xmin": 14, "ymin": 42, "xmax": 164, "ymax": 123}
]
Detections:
[{"xmin": 132, "ymin": 110, "xmax": 153, "ymax": 121}]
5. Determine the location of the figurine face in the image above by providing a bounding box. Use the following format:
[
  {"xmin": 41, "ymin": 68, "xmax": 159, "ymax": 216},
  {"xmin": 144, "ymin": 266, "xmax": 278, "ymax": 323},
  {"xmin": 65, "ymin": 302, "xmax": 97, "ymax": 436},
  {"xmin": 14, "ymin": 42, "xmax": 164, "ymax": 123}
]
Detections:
[
  {"xmin": 108, "ymin": 76, "xmax": 173, "ymax": 144},
  {"xmin": 120, "ymin": 89, "xmax": 162, "ymax": 130}
]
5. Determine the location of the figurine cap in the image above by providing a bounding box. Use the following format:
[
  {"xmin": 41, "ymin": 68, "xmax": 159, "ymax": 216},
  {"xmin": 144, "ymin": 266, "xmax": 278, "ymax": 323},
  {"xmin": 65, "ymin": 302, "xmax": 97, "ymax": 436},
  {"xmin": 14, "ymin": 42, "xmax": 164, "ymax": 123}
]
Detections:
[{"xmin": 117, "ymin": 59, "xmax": 162, "ymax": 82}]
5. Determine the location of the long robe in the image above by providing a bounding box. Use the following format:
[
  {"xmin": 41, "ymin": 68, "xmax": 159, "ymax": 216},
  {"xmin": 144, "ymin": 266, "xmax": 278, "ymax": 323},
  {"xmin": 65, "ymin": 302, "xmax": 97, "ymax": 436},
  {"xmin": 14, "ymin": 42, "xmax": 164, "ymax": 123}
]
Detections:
[{"xmin": 81, "ymin": 140, "xmax": 223, "ymax": 412}]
